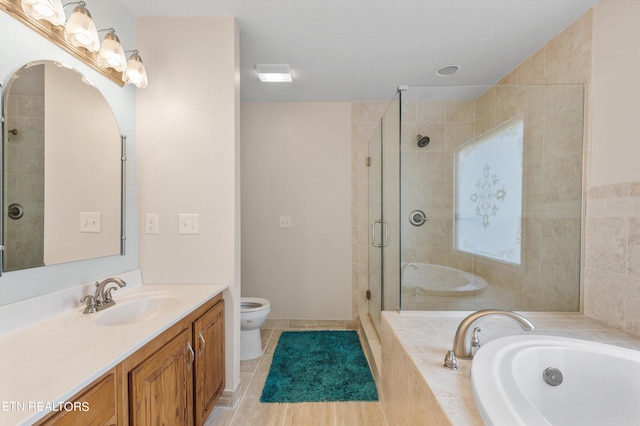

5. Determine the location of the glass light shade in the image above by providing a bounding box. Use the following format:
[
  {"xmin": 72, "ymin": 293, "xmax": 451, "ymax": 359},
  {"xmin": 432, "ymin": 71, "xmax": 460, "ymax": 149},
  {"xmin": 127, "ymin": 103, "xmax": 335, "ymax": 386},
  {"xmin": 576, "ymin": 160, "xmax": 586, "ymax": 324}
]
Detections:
[
  {"xmin": 99, "ymin": 32, "xmax": 127, "ymax": 72},
  {"xmin": 64, "ymin": 5, "xmax": 100, "ymax": 52},
  {"xmin": 21, "ymin": 0, "xmax": 65, "ymax": 25},
  {"xmin": 123, "ymin": 52, "xmax": 148, "ymax": 89}
]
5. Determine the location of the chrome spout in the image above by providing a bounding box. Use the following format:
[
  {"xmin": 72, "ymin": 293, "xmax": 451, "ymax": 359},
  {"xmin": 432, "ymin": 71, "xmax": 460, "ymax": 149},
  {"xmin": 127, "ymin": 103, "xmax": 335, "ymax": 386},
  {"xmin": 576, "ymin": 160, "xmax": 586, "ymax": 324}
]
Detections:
[
  {"xmin": 444, "ymin": 309, "xmax": 534, "ymax": 370},
  {"xmin": 94, "ymin": 277, "xmax": 127, "ymax": 307}
]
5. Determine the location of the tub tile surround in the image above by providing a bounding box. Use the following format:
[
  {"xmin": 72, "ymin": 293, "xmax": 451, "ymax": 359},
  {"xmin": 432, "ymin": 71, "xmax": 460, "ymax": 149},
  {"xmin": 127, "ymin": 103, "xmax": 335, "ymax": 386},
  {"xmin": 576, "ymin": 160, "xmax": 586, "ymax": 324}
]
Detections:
[
  {"xmin": 380, "ymin": 310, "xmax": 640, "ymax": 425},
  {"xmin": 0, "ymin": 270, "xmax": 226, "ymax": 425},
  {"xmin": 585, "ymin": 182, "xmax": 640, "ymax": 335}
]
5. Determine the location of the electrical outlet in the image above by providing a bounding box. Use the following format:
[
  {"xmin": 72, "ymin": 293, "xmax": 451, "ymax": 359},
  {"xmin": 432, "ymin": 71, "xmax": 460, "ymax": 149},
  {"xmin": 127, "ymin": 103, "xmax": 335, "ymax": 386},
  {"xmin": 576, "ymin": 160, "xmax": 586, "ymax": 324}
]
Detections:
[
  {"xmin": 279, "ymin": 216, "xmax": 292, "ymax": 228},
  {"xmin": 80, "ymin": 212, "xmax": 101, "ymax": 233},
  {"xmin": 145, "ymin": 213, "xmax": 159, "ymax": 234},
  {"xmin": 179, "ymin": 214, "xmax": 199, "ymax": 234}
]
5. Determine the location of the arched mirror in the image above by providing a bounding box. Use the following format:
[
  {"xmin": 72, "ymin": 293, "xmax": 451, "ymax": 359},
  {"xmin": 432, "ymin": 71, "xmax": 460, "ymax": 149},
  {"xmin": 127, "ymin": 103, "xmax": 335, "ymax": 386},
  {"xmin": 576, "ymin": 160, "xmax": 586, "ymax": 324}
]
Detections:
[{"xmin": 2, "ymin": 60, "xmax": 124, "ymax": 272}]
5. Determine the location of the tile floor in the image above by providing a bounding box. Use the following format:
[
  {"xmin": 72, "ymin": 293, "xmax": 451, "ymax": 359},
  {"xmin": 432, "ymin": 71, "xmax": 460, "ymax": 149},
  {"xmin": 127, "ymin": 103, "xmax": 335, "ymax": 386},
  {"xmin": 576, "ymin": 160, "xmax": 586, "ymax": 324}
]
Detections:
[{"xmin": 205, "ymin": 329, "xmax": 388, "ymax": 426}]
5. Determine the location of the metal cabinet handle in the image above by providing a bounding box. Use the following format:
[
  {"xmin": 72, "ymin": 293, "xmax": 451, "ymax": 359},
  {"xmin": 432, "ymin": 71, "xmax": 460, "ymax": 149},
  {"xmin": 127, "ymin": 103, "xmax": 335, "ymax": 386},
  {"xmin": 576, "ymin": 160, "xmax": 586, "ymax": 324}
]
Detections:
[
  {"xmin": 187, "ymin": 342, "xmax": 195, "ymax": 369},
  {"xmin": 198, "ymin": 331, "xmax": 205, "ymax": 356}
]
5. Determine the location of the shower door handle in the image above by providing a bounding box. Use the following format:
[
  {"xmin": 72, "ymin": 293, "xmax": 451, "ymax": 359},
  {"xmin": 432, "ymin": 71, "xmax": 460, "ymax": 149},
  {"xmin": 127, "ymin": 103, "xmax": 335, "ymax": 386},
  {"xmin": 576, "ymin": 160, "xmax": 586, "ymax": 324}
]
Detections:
[{"xmin": 371, "ymin": 220, "xmax": 390, "ymax": 248}]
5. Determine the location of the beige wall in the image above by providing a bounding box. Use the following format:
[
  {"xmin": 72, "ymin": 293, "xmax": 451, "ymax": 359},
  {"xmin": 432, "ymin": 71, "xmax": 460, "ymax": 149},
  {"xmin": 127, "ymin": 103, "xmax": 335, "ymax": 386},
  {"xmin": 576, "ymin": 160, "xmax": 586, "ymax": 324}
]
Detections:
[
  {"xmin": 590, "ymin": 0, "xmax": 640, "ymax": 187},
  {"xmin": 136, "ymin": 17, "xmax": 241, "ymax": 399},
  {"xmin": 44, "ymin": 63, "xmax": 121, "ymax": 265},
  {"xmin": 241, "ymin": 102, "xmax": 352, "ymax": 320},
  {"xmin": 583, "ymin": 0, "xmax": 640, "ymax": 335}
]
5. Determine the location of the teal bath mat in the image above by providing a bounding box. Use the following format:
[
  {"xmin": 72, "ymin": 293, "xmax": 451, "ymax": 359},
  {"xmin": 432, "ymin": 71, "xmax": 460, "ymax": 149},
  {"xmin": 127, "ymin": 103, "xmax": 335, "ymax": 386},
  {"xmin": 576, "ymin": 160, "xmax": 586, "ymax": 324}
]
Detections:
[{"xmin": 260, "ymin": 330, "xmax": 378, "ymax": 403}]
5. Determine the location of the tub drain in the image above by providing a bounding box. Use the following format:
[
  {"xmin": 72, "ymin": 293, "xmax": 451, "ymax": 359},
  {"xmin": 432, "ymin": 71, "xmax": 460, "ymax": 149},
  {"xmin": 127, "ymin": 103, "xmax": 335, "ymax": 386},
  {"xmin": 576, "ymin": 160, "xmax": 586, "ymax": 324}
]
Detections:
[{"xmin": 542, "ymin": 367, "xmax": 563, "ymax": 386}]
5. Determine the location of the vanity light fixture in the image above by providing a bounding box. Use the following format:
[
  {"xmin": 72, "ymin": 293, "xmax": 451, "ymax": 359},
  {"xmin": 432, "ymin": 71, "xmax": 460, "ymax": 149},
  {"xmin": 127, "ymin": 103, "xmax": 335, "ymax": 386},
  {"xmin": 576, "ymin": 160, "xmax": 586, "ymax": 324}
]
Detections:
[
  {"xmin": 256, "ymin": 64, "xmax": 293, "ymax": 82},
  {"xmin": 1, "ymin": 0, "xmax": 148, "ymax": 87},
  {"xmin": 63, "ymin": 1, "xmax": 99, "ymax": 52},
  {"xmin": 98, "ymin": 28, "xmax": 126, "ymax": 72},
  {"xmin": 20, "ymin": 0, "xmax": 64, "ymax": 25},
  {"xmin": 123, "ymin": 50, "xmax": 148, "ymax": 89}
]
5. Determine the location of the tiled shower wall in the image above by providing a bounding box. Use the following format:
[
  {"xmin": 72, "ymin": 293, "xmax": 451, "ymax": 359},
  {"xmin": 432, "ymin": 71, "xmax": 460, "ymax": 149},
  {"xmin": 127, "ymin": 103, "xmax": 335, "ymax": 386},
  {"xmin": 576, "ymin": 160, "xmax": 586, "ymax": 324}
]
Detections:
[
  {"xmin": 4, "ymin": 94, "xmax": 45, "ymax": 271},
  {"xmin": 399, "ymin": 86, "xmax": 582, "ymax": 312},
  {"xmin": 352, "ymin": 10, "xmax": 596, "ymax": 319}
]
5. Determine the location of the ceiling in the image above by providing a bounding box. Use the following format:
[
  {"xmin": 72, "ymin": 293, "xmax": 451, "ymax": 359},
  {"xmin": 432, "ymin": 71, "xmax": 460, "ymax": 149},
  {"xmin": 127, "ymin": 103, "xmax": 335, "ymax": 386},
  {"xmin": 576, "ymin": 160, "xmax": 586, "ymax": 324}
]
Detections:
[{"xmin": 120, "ymin": 0, "xmax": 598, "ymax": 102}]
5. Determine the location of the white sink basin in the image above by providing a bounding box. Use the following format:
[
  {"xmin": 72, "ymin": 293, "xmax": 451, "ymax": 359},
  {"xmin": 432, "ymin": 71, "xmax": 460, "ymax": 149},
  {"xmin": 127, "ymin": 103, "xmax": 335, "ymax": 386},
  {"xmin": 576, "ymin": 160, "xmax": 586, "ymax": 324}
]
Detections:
[{"xmin": 93, "ymin": 294, "xmax": 181, "ymax": 326}]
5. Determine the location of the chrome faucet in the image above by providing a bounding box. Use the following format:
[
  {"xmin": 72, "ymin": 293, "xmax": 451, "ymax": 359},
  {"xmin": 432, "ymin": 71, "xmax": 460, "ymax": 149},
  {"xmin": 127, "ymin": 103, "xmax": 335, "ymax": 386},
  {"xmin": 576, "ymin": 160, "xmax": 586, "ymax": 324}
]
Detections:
[
  {"xmin": 80, "ymin": 277, "xmax": 126, "ymax": 314},
  {"xmin": 443, "ymin": 309, "xmax": 534, "ymax": 370}
]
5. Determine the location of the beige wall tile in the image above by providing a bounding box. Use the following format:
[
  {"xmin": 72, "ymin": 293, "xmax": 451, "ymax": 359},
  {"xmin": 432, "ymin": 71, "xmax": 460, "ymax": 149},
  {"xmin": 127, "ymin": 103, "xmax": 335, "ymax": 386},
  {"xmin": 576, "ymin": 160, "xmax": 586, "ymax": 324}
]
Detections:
[
  {"xmin": 445, "ymin": 100, "xmax": 475, "ymax": 122},
  {"xmin": 585, "ymin": 217, "xmax": 628, "ymax": 274},
  {"xmin": 628, "ymin": 217, "xmax": 640, "ymax": 277},
  {"xmin": 584, "ymin": 267, "xmax": 627, "ymax": 330},
  {"xmin": 545, "ymin": 18, "xmax": 584, "ymax": 75},
  {"xmin": 517, "ymin": 48, "xmax": 545, "ymax": 84},
  {"xmin": 625, "ymin": 274, "xmax": 640, "ymax": 335}
]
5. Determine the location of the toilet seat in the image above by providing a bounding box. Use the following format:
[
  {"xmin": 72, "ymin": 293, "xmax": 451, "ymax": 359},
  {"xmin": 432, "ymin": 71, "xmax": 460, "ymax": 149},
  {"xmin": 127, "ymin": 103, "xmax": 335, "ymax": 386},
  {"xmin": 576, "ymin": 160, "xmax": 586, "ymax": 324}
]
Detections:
[{"xmin": 241, "ymin": 297, "xmax": 270, "ymax": 313}]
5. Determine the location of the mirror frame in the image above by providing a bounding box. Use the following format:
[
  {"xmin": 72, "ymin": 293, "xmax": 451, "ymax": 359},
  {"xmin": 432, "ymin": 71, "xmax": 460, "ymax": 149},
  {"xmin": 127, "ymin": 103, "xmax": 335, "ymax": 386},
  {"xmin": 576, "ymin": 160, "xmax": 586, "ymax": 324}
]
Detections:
[{"xmin": 0, "ymin": 67, "xmax": 127, "ymax": 275}]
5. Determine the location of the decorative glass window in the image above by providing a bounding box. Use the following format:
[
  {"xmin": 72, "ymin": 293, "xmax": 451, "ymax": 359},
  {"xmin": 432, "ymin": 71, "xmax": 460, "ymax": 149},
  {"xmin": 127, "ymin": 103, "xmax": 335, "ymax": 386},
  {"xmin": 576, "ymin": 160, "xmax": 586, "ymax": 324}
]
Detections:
[{"xmin": 455, "ymin": 118, "xmax": 523, "ymax": 265}]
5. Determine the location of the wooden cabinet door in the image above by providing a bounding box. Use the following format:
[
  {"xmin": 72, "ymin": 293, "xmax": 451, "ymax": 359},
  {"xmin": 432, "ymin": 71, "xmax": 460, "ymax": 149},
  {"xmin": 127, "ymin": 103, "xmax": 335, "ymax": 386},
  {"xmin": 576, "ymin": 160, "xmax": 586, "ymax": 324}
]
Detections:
[
  {"xmin": 193, "ymin": 300, "xmax": 225, "ymax": 426},
  {"xmin": 37, "ymin": 368, "xmax": 117, "ymax": 426},
  {"xmin": 129, "ymin": 328, "xmax": 194, "ymax": 426}
]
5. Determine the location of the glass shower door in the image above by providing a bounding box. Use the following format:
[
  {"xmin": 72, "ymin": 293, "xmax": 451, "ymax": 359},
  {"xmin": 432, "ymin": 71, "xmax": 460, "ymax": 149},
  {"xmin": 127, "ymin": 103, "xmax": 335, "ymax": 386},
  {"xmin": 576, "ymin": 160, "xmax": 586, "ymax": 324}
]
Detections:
[{"xmin": 368, "ymin": 95, "xmax": 401, "ymax": 334}]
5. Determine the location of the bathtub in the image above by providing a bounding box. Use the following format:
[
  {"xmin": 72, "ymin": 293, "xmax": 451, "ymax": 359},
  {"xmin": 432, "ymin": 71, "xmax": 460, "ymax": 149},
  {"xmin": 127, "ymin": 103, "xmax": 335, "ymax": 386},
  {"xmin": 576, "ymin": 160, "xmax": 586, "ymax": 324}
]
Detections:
[
  {"xmin": 401, "ymin": 262, "xmax": 487, "ymax": 295},
  {"xmin": 471, "ymin": 335, "xmax": 640, "ymax": 426}
]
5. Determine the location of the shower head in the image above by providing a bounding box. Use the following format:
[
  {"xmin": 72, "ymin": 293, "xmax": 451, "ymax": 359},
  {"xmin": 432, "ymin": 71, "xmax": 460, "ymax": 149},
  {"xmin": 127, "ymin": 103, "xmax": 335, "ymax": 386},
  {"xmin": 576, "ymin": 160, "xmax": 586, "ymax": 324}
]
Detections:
[{"xmin": 416, "ymin": 135, "xmax": 430, "ymax": 148}]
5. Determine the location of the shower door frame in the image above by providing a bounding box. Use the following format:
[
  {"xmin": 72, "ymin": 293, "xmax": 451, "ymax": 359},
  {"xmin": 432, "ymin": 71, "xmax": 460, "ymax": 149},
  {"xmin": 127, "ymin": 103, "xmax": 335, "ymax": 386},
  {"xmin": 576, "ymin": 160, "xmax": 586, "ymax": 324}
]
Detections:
[{"xmin": 368, "ymin": 91, "xmax": 403, "ymax": 333}]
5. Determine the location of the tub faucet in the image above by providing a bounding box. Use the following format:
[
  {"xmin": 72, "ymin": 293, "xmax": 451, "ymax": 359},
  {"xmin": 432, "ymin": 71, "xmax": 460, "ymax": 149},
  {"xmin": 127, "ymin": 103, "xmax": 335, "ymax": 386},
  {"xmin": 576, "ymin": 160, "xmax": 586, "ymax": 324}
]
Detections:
[{"xmin": 443, "ymin": 309, "xmax": 534, "ymax": 370}]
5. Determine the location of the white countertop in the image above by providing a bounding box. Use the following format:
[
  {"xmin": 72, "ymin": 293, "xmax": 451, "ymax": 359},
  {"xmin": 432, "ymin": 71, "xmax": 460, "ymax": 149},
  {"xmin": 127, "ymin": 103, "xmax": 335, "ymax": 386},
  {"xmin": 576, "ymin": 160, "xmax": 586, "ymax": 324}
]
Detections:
[{"xmin": 0, "ymin": 270, "xmax": 226, "ymax": 425}]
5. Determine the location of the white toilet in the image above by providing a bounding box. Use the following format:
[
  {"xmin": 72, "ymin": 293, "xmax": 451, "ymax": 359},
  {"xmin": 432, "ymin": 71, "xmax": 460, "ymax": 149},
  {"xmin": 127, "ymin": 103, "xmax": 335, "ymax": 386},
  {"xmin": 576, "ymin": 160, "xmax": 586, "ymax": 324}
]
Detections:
[{"xmin": 240, "ymin": 297, "xmax": 271, "ymax": 361}]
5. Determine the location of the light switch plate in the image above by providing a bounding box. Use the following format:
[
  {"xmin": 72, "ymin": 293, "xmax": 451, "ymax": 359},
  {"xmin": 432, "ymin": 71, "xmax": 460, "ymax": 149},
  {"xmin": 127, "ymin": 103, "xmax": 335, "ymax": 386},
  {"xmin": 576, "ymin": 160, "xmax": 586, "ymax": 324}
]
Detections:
[
  {"xmin": 279, "ymin": 216, "xmax": 292, "ymax": 228},
  {"xmin": 179, "ymin": 214, "xmax": 199, "ymax": 234},
  {"xmin": 80, "ymin": 212, "xmax": 101, "ymax": 233}
]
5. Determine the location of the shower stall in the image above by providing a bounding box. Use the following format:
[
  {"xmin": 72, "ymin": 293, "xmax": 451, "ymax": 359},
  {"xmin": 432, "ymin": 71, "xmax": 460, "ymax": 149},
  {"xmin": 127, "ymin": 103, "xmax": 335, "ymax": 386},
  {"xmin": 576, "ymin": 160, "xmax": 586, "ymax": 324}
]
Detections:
[{"xmin": 368, "ymin": 84, "xmax": 585, "ymax": 333}]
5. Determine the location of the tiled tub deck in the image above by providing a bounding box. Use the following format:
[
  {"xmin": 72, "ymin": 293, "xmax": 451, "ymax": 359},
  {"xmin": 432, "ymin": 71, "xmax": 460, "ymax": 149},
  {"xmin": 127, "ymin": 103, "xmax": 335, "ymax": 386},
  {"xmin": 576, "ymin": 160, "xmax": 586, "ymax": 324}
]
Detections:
[{"xmin": 379, "ymin": 311, "xmax": 640, "ymax": 425}]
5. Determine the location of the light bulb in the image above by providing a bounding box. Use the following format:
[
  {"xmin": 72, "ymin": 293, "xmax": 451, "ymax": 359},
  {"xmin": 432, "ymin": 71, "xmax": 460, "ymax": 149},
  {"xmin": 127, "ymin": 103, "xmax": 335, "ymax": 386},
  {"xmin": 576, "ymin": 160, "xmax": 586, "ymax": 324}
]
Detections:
[
  {"xmin": 99, "ymin": 31, "xmax": 126, "ymax": 72},
  {"xmin": 64, "ymin": 5, "xmax": 100, "ymax": 52},
  {"xmin": 123, "ymin": 51, "xmax": 148, "ymax": 89},
  {"xmin": 21, "ymin": 0, "xmax": 65, "ymax": 26}
]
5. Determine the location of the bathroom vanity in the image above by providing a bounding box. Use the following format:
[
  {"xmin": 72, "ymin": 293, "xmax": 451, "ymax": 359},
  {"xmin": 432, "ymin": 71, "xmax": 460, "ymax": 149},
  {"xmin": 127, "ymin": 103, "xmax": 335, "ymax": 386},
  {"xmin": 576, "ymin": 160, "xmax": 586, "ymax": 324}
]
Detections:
[{"xmin": 0, "ymin": 271, "xmax": 226, "ymax": 426}]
